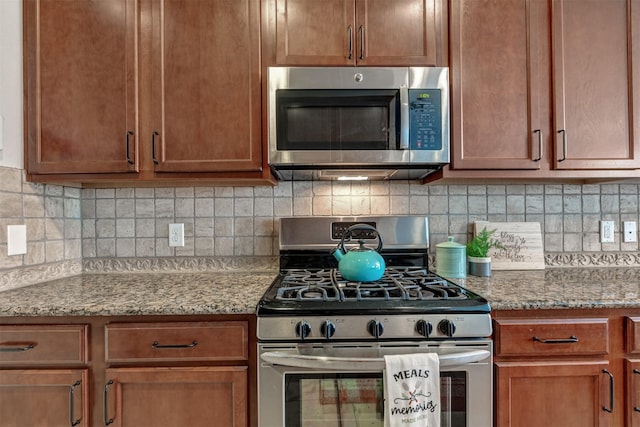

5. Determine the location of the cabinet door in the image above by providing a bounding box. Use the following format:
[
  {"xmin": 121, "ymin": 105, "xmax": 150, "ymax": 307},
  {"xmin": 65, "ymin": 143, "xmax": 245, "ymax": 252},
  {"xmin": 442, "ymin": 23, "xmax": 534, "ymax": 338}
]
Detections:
[
  {"xmin": 449, "ymin": 0, "xmax": 547, "ymax": 170},
  {"xmin": 552, "ymin": 0, "xmax": 640, "ymax": 170},
  {"xmin": 104, "ymin": 367, "xmax": 247, "ymax": 427},
  {"xmin": 274, "ymin": 0, "xmax": 355, "ymax": 65},
  {"xmin": 628, "ymin": 359, "xmax": 640, "ymax": 427},
  {"xmin": 495, "ymin": 361, "xmax": 612, "ymax": 427},
  {"xmin": 0, "ymin": 369, "xmax": 88, "ymax": 427},
  {"xmin": 151, "ymin": 0, "xmax": 262, "ymax": 173},
  {"xmin": 24, "ymin": 0, "xmax": 138, "ymax": 174},
  {"xmin": 355, "ymin": 0, "xmax": 440, "ymax": 66}
]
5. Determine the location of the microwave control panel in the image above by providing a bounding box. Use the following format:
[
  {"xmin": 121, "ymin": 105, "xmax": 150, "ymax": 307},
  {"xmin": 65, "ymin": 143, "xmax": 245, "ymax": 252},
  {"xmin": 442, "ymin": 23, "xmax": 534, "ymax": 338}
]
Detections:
[{"xmin": 408, "ymin": 89, "xmax": 442, "ymax": 150}]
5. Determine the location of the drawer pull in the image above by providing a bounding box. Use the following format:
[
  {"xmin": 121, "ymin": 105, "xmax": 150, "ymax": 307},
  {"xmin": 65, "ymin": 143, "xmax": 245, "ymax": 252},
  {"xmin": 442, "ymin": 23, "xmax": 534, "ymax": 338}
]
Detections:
[
  {"xmin": 602, "ymin": 369, "xmax": 614, "ymax": 413},
  {"xmin": 0, "ymin": 343, "xmax": 36, "ymax": 352},
  {"xmin": 104, "ymin": 380, "xmax": 114, "ymax": 425},
  {"xmin": 634, "ymin": 369, "xmax": 640, "ymax": 412},
  {"xmin": 69, "ymin": 380, "xmax": 81, "ymax": 427},
  {"xmin": 152, "ymin": 340, "xmax": 198, "ymax": 349},
  {"xmin": 532, "ymin": 335, "xmax": 579, "ymax": 344}
]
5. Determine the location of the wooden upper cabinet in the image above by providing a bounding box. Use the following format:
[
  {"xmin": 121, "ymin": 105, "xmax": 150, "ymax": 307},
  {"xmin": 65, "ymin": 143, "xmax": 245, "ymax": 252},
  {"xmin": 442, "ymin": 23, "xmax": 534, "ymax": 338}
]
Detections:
[
  {"xmin": 552, "ymin": 0, "xmax": 640, "ymax": 170},
  {"xmin": 24, "ymin": 0, "xmax": 138, "ymax": 174},
  {"xmin": 273, "ymin": 0, "xmax": 444, "ymax": 66},
  {"xmin": 275, "ymin": 0, "xmax": 355, "ymax": 65},
  {"xmin": 151, "ymin": 0, "xmax": 262, "ymax": 173},
  {"xmin": 440, "ymin": 0, "xmax": 640, "ymax": 181},
  {"xmin": 449, "ymin": 0, "xmax": 548, "ymax": 170},
  {"xmin": 24, "ymin": 0, "xmax": 268, "ymax": 183}
]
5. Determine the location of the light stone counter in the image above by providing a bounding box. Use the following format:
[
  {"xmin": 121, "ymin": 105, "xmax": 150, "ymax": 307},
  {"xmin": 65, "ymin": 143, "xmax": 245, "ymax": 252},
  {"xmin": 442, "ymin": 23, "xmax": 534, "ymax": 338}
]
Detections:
[
  {"xmin": 0, "ymin": 272, "xmax": 276, "ymax": 317},
  {"xmin": 0, "ymin": 267, "xmax": 639, "ymax": 317},
  {"xmin": 454, "ymin": 267, "xmax": 640, "ymax": 310}
]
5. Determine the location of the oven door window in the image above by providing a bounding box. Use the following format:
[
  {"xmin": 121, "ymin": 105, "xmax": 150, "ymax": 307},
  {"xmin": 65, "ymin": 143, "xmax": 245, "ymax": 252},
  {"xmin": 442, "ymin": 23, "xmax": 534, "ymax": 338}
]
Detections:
[
  {"xmin": 275, "ymin": 89, "xmax": 400, "ymax": 150},
  {"xmin": 284, "ymin": 372, "xmax": 467, "ymax": 427}
]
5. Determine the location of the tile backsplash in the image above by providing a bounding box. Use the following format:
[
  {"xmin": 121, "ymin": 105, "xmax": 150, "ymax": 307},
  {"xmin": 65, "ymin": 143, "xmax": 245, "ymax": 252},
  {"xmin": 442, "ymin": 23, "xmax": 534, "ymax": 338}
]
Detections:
[{"xmin": 1, "ymin": 165, "xmax": 640, "ymax": 290}]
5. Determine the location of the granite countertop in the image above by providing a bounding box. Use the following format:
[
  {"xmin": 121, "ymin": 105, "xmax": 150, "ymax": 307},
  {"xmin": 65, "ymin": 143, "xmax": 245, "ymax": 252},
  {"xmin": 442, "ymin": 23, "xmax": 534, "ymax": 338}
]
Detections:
[
  {"xmin": 456, "ymin": 267, "xmax": 640, "ymax": 310},
  {"xmin": 0, "ymin": 272, "xmax": 276, "ymax": 317},
  {"xmin": 1, "ymin": 267, "xmax": 639, "ymax": 317}
]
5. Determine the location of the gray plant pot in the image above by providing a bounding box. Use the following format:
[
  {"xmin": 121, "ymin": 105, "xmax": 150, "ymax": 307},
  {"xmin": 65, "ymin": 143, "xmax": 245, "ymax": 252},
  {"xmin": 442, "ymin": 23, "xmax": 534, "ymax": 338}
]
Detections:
[{"xmin": 467, "ymin": 256, "xmax": 491, "ymax": 277}]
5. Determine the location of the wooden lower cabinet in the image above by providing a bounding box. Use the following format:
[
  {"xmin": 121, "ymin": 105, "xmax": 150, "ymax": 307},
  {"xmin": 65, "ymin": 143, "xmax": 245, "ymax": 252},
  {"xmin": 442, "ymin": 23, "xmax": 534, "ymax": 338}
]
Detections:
[
  {"xmin": 492, "ymin": 309, "xmax": 640, "ymax": 427},
  {"xmin": 495, "ymin": 360, "xmax": 612, "ymax": 427},
  {"xmin": 0, "ymin": 316, "xmax": 255, "ymax": 427},
  {"xmin": 0, "ymin": 369, "xmax": 89, "ymax": 427},
  {"xmin": 104, "ymin": 367, "xmax": 247, "ymax": 427},
  {"xmin": 626, "ymin": 359, "xmax": 640, "ymax": 427}
]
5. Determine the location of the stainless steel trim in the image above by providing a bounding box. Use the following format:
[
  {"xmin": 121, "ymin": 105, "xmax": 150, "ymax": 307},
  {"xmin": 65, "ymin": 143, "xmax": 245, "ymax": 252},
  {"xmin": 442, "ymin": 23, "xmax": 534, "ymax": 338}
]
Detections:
[
  {"xmin": 277, "ymin": 215, "xmax": 430, "ymax": 251},
  {"xmin": 257, "ymin": 313, "xmax": 493, "ymax": 341},
  {"xmin": 260, "ymin": 349, "xmax": 490, "ymax": 370},
  {"xmin": 399, "ymin": 86, "xmax": 409, "ymax": 149}
]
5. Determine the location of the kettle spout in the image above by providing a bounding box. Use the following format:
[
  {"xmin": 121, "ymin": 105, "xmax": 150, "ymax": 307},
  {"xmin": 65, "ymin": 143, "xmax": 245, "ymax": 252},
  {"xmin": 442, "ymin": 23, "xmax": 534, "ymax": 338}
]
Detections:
[{"xmin": 331, "ymin": 247, "xmax": 344, "ymax": 261}]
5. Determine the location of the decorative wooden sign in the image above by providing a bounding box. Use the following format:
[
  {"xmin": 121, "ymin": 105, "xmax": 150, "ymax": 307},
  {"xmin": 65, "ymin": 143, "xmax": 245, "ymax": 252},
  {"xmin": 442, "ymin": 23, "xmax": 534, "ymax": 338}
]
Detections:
[{"xmin": 473, "ymin": 222, "xmax": 545, "ymax": 270}]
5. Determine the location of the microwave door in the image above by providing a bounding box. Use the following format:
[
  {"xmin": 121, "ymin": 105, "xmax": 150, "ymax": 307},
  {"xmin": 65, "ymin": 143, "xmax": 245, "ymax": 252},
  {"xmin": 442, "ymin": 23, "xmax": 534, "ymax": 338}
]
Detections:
[{"xmin": 274, "ymin": 89, "xmax": 402, "ymax": 154}]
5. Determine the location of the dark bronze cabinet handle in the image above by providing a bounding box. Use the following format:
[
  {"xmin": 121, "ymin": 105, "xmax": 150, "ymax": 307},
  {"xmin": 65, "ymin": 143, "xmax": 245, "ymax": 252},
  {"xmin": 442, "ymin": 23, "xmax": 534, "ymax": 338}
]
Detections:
[
  {"xmin": 634, "ymin": 369, "xmax": 640, "ymax": 412},
  {"xmin": 532, "ymin": 335, "xmax": 579, "ymax": 344},
  {"xmin": 533, "ymin": 129, "xmax": 542, "ymax": 161},
  {"xmin": 125, "ymin": 131, "xmax": 134, "ymax": 165},
  {"xmin": 557, "ymin": 129, "xmax": 567, "ymax": 162},
  {"xmin": 104, "ymin": 380, "xmax": 114, "ymax": 425},
  {"xmin": 602, "ymin": 369, "xmax": 614, "ymax": 413},
  {"xmin": 69, "ymin": 380, "xmax": 81, "ymax": 427},
  {"xmin": 152, "ymin": 131, "xmax": 160, "ymax": 165},
  {"xmin": 358, "ymin": 25, "xmax": 365, "ymax": 61},
  {"xmin": 347, "ymin": 25, "xmax": 353, "ymax": 60},
  {"xmin": 0, "ymin": 343, "xmax": 36, "ymax": 352},
  {"xmin": 152, "ymin": 340, "xmax": 198, "ymax": 349}
]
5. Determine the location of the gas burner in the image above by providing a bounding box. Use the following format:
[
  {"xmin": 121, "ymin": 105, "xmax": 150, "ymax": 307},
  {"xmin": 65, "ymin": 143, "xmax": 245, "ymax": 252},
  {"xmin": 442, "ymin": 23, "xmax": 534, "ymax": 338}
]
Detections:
[{"xmin": 274, "ymin": 267, "xmax": 467, "ymax": 302}]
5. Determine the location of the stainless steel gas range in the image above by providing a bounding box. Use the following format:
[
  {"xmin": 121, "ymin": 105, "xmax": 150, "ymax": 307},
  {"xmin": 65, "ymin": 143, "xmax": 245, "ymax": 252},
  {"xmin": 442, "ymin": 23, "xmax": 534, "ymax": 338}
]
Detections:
[{"xmin": 257, "ymin": 216, "xmax": 492, "ymax": 427}]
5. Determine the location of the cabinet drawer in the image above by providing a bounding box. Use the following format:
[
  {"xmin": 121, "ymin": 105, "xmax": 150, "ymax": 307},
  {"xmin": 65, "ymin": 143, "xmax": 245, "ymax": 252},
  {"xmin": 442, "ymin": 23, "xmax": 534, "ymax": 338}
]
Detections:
[
  {"xmin": 494, "ymin": 318, "xmax": 609, "ymax": 357},
  {"xmin": 627, "ymin": 317, "xmax": 640, "ymax": 353},
  {"xmin": 0, "ymin": 324, "xmax": 88, "ymax": 365},
  {"xmin": 105, "ymin": 321, "xmax": 248, "ymax": 363}
]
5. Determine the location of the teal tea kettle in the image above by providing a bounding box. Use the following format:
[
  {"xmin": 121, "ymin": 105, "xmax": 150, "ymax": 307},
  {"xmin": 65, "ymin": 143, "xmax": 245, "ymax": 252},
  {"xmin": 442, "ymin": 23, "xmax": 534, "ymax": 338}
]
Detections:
[{"xmin": 331, "ymin": 224, "xmax": 386, "ymax": 282}]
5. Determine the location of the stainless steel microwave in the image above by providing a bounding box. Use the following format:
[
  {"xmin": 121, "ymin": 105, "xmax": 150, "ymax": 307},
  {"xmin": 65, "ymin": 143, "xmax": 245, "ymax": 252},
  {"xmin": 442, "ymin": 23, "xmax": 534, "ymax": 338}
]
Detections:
[{"xmin": 267, "ymin": 67, "xmax": 450, "ymax": 181}]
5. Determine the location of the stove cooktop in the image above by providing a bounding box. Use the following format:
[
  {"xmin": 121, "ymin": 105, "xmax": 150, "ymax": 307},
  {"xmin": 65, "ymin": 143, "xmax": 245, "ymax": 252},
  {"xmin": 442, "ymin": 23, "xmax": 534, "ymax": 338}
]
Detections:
[{"xmin": 256, "ymin": 267, "xmax": 490, "ymax": 317}]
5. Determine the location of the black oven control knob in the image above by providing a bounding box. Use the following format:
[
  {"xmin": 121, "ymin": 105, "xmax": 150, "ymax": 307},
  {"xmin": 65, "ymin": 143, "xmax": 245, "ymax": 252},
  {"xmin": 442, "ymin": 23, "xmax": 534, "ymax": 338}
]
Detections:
[
  {"xmin": 367, "ymin": 320, "xmax": 384, "ymax": 338},
  {"xmin": 320, "ymin": 321, "xmax": 336, "ymax": 339},
  {"xmin": 415, "ymin": 320, "xmax": 433, "ymax": 337},
  {"xmin": 438, "ymin": 319, "xmax": 456, "ymax": 337},
  {"xmin": 296, "ymin": 321, "xmax": 312, "ymax": 340}
]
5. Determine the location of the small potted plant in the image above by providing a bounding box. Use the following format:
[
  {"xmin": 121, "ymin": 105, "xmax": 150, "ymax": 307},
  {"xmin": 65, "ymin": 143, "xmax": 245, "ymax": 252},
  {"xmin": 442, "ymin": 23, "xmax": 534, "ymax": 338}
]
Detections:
[{"xmin": 466, "ymin": 227, "xmax": 503, "ymax": 276}]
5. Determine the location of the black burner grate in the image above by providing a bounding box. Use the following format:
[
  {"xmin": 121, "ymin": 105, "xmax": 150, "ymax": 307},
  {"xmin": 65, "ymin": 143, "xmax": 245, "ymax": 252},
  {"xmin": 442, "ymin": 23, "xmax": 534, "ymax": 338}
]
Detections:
[{"xmin": 275, "ymin": 267, "xmax": 468, "ymax": 302}]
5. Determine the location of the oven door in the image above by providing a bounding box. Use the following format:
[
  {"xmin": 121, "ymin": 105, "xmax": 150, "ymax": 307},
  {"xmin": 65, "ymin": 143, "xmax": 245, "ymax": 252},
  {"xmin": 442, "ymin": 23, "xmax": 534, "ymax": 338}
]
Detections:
[{"xmin": 258, "ymin": 340, "xmax": 492, "ymax": 427}]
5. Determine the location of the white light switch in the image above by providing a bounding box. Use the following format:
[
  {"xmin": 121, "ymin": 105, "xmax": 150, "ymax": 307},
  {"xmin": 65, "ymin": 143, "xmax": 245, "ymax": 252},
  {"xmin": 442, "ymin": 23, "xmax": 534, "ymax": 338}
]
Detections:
[{"xmin": 7, "ymin": 225, "xmax": 27, "ymax": 256}]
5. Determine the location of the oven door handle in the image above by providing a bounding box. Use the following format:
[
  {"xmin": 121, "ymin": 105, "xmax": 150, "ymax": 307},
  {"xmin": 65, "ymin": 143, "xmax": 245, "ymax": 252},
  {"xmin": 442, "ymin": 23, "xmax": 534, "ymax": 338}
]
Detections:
[{"xmin": 260, "ymin": 349, "xmax": 490, "ymax": 371}]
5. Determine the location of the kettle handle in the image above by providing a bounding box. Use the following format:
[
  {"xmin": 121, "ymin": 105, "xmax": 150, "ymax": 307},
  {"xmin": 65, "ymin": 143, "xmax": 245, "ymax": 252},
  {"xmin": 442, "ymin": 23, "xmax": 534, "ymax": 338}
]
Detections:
[{"xmin": 339, "ymin": 224, "xmax": 383, "ymax": 253}]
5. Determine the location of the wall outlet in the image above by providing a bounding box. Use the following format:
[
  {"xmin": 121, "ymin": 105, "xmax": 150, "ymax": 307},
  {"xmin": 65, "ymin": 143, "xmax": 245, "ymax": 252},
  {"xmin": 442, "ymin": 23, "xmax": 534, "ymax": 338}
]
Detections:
[
  {"xmin": 600, "ymin": 220, "xmax": 615, "ymax": 243},
  {"xmin": 7, "ymin": 225, "xmax": 27, "ymax": 256},
  {"xmin": 623, "ymin": 221, "xmax": 637, "ymax": 243},
  {"xmin": 169, "ymin": 223, "xmax": 185, "ymax": 247}
]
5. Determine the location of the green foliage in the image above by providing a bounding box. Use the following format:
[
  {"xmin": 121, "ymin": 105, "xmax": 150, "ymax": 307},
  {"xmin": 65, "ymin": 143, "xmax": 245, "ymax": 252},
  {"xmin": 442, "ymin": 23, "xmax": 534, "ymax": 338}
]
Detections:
[{"xmin": 466, "ymin": 227, "xmax": 503, "ymax": 258}]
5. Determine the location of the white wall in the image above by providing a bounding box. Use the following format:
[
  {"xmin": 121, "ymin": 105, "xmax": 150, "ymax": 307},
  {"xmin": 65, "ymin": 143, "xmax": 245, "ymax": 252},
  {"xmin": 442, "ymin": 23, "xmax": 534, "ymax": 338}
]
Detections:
[{"xmin": 0, "ymin": 0, "xmax": 24, "ymax": 169}]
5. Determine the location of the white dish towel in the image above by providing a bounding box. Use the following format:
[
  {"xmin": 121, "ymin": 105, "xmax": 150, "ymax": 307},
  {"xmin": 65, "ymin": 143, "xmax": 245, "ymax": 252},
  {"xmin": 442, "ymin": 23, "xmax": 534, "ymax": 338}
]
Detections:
[{"xmin": 383, "ymin": 353, "xmax": 440, "ymax": 427}]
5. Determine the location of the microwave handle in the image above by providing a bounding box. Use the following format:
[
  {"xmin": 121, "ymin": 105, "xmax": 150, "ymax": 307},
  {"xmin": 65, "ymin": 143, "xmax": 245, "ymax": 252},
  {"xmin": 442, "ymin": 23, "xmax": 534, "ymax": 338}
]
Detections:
[
  {"xmin": 260, "ymin": 349, "xmax": 490, "ymax": 371},
  {"xmin": 399, "ymin": 86, "xmax": 410, "ymax": 149}
]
